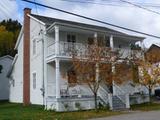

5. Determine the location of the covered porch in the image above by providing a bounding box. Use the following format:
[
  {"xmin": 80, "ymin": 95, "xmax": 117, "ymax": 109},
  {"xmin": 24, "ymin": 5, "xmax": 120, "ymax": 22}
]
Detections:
[{"xmin": 45, "ymin": 60, "xmax": 98, "ymax": 111}]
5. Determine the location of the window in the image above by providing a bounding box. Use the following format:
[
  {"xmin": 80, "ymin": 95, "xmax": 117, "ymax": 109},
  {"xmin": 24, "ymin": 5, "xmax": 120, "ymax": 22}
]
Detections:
[
  {"xmin": 0, "ymin": 65, "xmax": 3, "ymax": 73},
  {"xmin": 33, "ymin": 39, "xmax": 36, "ymax": 55},
  {"xmin": 88, "ymin": 37, "xmax": 94, "ymax": 45},
  {"xmin": 97, "ymin": 36, "xmax": 104, "ymax": 47},
  {"xmin": 67, "ymin": 34, "xmax": 76, "ymax": 43},
  {"xmin": 12, "ymin": 79, "xmax": 15, "ymax": 87},
  {"xmin": 105, "ymin": 36, "xmax": 110, "ymax": 47},
  {"xmin": 33, "ymin": 72, "xmax": 36, "ymax": 89},
  {"xmin": 67, "ymin": 68, "xmax": 77, "ymax": 84}
]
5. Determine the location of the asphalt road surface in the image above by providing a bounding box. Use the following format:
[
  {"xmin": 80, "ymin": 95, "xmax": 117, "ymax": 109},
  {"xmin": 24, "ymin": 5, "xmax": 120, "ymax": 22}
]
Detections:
[{"xmin": 90, "ymin": 111, "xmax": 160, "ymax": 120}]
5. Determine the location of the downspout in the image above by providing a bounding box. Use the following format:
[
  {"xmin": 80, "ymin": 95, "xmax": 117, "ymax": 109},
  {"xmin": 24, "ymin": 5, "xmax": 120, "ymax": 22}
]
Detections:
[
  {"xmin": 42, "ymin": 35, "xmax": 45, "ymax": 108},
  {"xmin": 39, "ymin": 29, "xmax": 45, "ymax": 108}
]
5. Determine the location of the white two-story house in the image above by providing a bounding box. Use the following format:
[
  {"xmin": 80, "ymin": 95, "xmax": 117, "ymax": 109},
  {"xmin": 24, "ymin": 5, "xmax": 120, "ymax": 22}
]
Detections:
[{"xmin": 8, "ymin": 8, "xmax": 146, "ymax": 111}]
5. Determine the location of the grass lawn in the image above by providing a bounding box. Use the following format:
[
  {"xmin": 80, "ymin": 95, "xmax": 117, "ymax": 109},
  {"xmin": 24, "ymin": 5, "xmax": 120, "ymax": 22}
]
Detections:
[
  {"xmin": 1, "ymin": 101, "xmax": 160, "ymax": 120},
  {"xmin": 0, "ymin": 101, "xmax": 122, "ymax": 120},
  {"xmin": 131, "ymin": 102, "xmax": 160, "ymax": 111}
]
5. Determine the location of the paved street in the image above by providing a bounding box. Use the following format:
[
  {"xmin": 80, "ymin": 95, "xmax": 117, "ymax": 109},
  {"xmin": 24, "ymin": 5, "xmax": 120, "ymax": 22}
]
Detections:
[{"xmin": 90, "ymin": 111, "xmax": 160, "ymax": 120}]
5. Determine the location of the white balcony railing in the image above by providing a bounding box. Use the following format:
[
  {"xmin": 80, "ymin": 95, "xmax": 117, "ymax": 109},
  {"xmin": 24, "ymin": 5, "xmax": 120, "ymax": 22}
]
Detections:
[
  {"xmin": 47, "ymin": 41, "xmax": 88, "ymax": 57},
  {"xmin": 47, "ymin": 41, "xmax": 140, "ymax": 58},
  {"xmin": 47, "ymin": 43, "xmax": 55, "ymax": 56}
]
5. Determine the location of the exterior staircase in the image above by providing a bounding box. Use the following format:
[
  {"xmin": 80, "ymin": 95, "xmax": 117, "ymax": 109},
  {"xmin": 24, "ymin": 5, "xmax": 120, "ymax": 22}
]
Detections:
[
  {"xmin": 98, "ymin": 83, "xmax": 130, "ymax": 111},
  {"xmin": 110, "ymin": 83, "xmax": 130, "ymax": 110},
  {"xmin": 112, "ymin": 96, "xmax": 127, "ymax": 110}
]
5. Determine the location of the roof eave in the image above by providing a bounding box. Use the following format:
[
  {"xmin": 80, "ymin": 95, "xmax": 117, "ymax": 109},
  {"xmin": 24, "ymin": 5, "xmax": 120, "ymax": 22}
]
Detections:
[
  {"xmin": 14, "ymin": 26, "xmax": 23, "ymax": 50},
  {"xmin": 0, "ymin": 55, "xmax": 13, "ymax": 61},
  {"xmin": 46, "ymin": 22, "xmax": 145, "ymax": 41},
  {"xmin": 7, "ymin": 54, "xmax": 18, "ymax": 77},
  {"xmin": 28, "ymin": 14, "xmax": 46, "ymax": 26}
]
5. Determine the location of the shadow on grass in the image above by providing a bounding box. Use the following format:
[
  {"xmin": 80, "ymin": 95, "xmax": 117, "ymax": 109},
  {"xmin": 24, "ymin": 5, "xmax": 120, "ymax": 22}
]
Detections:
[{"xmin": 131, "ymin": 102, "xmax": 160, "ymax": 111}]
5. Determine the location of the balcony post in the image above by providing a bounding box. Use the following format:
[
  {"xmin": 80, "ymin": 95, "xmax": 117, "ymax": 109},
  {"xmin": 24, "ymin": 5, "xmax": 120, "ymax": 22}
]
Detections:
[
  {"xmin": 55, "ymin": 26, "xmax": 59, "ymax": 56},
  {"xmin": 110, "ymin": 35, "xmax": 114, "ymax": 49},
  {"xmin": 55, "ymin": 59, "xmax": 60, "ymax": 99},
  {"xmin": 140, "ymin": 40, "xmax": 144, "ymax": 49}
]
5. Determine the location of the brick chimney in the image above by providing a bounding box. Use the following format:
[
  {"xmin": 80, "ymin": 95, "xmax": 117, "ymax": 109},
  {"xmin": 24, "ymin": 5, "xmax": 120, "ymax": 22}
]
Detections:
[{"xmin": 23, "ymin": 8, "xmax": 31, "ymax": 106}]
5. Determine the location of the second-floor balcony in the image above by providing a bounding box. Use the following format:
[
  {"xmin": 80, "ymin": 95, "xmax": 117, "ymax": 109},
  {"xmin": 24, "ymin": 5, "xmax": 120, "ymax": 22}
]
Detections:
[{"xmin": 45, "ymin": 22, "xmax": 144, "ymax": 62}]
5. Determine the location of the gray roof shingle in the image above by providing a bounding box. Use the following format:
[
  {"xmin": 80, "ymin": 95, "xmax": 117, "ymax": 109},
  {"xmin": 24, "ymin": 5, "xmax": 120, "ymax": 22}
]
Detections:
[{"xmin": 30, "ymin": 14, "xmax": 145, "ymax": 40}]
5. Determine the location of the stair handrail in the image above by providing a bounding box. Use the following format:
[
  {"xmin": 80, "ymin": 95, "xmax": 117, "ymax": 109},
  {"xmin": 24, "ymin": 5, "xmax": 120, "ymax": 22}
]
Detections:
[
  {"xmin": 98, "ymin": 86, "xmax": 109, "ymax": 105},
  {"xmin": 113, "ymin": 82, "xmax": 125, "ymax": 95},
  {"xmin": 113, "ymin": 83, "xmax": 126, "ymax": 104}
]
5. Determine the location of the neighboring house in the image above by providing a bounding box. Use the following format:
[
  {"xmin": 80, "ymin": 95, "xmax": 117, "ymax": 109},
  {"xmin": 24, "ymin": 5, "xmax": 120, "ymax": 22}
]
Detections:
[
  {"xmin": 0, "ymin": 55, "xmax": 13, "ymax": 100},
  {"xmin": 145, "ymin": 44, "xmax": 160, "ymax": 63},
  {"xmin": 145, "ymin": 44, "xmax": 160, "ymax": 94},
  {"xmin": 8, "ymin": 8, "xmax": 146, "ymax": 111}
]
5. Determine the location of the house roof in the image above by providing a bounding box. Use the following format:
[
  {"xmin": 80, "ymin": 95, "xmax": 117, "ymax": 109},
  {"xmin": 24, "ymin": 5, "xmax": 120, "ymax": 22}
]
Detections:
[
  {"xmin": 152, "ymin": 43, "xmax": 160, "ymax": 48},
  {"xmin": 7, "ymin": 54, "xmax": 18, "ymax": 77},
  {"xmin": 146, "ymin": 44, "xmax": 160, "ymax": 53},
  {"xmin": 0, "ymin": 55, "xmax": 13, "ymax": 61},
  {"xmin": 145, "ymin": 44, "xmax": 160, "ymax": 63},
  {"xmin": 30, "ymin": 14, "xmax": 145, "ymax": 40}
]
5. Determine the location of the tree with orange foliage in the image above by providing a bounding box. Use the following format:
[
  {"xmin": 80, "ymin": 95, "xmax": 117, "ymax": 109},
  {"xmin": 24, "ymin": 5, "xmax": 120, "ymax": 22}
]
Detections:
[
  {"xmin": 129, "ymin": 46, "xmax": 160, "ymax": 102},
  {"xmin": 114, "ymin": 61, "xmax": 133, "ymax": 85},
  {"xmin": 139, "ymin": 59, "xmax": 160, "ymax": 101},
  {"xmin": 69, "ymin": 38, "xmax": 126, "ymax": 110}
]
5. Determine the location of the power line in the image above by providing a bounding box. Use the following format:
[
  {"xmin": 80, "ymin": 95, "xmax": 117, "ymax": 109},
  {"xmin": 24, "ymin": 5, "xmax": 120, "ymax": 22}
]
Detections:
[
  {"xmin": 61, "ymin": 0, "xmax": 160, "ymax": 8},
  {"xmin": 21, "ymin": 0, "xmax": 160, "ymax": 39},
  {"xmin": 103, "ymin": 0, "xmax": 160, "ymax": 5},
  {"xmin": 119, "ymin": 0, "xmax": 160, "ymax": 15},
  {"xmin": 34, "ymin": 0, "xmax": 38, "ymax": 14},
  {"xmin": 60, "ymin": 0, "xmax": 128, "ymax": 7}
]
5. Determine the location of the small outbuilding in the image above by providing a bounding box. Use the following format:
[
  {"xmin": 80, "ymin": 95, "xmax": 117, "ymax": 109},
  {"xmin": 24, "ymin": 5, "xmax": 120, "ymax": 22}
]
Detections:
[{"xmin": 0, "ymin": 55, "xmax": 13, "ymax": 101}]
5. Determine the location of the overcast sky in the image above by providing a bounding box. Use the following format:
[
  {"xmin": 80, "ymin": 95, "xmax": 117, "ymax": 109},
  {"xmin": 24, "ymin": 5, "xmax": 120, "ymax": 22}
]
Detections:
[{"xmin": 1, "ymin": 0, "xmax": 160, "ymax": 47}]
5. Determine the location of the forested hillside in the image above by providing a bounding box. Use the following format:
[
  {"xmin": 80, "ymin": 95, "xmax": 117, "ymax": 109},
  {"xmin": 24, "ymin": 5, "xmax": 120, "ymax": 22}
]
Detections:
[{"xmin": 0, "ymin": 19, "xmax": 21, "ymax": 57}]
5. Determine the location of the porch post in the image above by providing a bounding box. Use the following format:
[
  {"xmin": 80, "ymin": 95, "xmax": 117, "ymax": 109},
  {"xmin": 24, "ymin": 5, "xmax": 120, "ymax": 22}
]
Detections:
[
  {"xmin": 94, "ymin": 32, "xmax": 98, "ymax": 44},
  {"xmin": 112, "ymin": 65, "xmax": 116, "ymax": 95},
  {"xmin": 110, "ymin": 35, "xmax": 115, "ymax": 95},
  {"xmin": 55, "ymin": 26, "xmax": 59, "ymax": 56},
  {"xmin": 110, "ymin": 35, "xmax": 114, "ymax": 49},
  {"xmin": 55, "ymin": 59, "xmax": 60, "ymax": 99}
]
